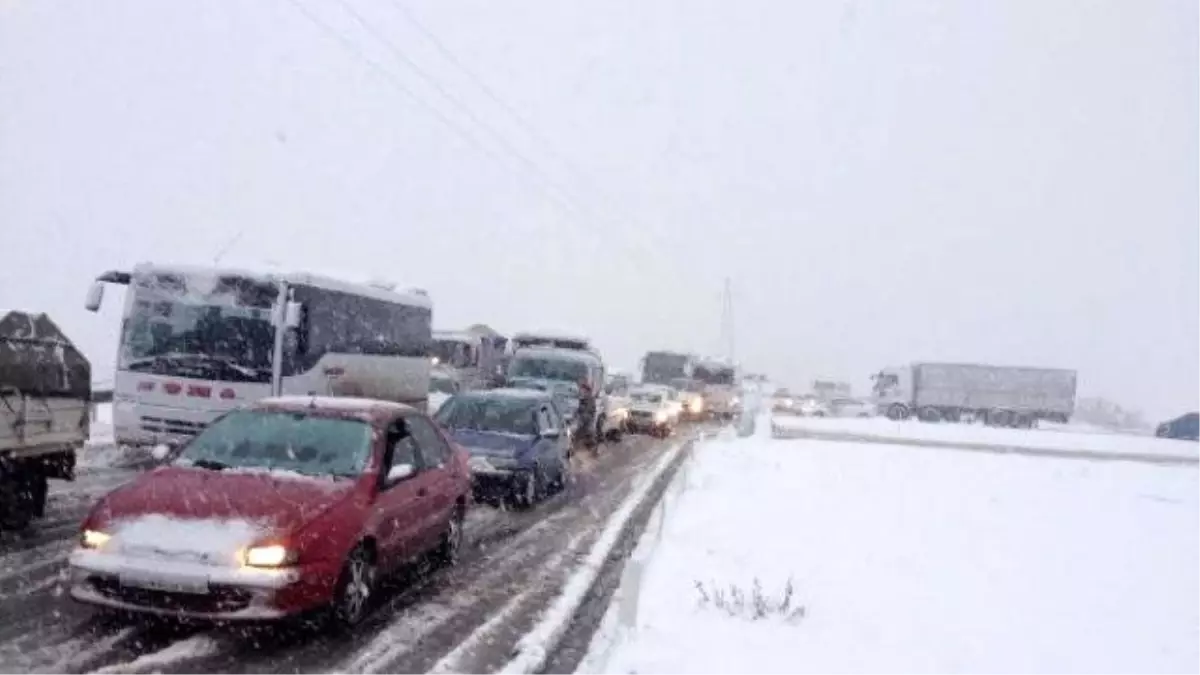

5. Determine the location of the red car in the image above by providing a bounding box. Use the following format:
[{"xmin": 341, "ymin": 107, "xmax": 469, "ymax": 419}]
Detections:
[{"xmin": 68, "ymin": 396, "xmax": 471, "ymax": 626}]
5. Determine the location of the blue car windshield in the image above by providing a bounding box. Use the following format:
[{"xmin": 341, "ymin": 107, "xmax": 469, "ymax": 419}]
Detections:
[{"xmin": 435, "ymin": 396, "xmax": 539, "ymax": 435}]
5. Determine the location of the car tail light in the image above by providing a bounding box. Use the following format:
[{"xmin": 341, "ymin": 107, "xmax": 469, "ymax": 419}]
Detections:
[
  {"xmin": 163, "ymin": 382, "xmax": 183, "ymax": 395},
  {"xmin": 220, "ymin": 388, "xmax": 237, "ymax": 400},
  {"xmin": 187, "ymin": 385, "xmax": 212, "ymax": 398},
  {"xmin": 137, "ymin": 381, "xmax": 155, "ymax": 392}
]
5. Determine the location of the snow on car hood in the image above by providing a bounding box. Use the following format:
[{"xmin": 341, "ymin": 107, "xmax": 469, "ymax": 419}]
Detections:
[
  {"xmin": 94, "ymin": 466, "xmax": 357, "ymax": 535},
  {"xmin": 107, "ymin": 513, "xmax": 267, "ymax": 563}
]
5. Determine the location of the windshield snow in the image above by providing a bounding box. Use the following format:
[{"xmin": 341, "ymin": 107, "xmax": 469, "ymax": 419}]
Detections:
[{"xmin": 176, "ymin": 409, "xmax": 372, "ymax": 478}]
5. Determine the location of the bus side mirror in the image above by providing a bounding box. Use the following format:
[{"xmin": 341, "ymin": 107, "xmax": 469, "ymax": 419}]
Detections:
[
  {"xmin": 84, "ymin": 282, "xmax": 104, "ymax": 312},
  {"xmin": 284, "ymin": 301, "xmax": 303, "ymax": 329}
]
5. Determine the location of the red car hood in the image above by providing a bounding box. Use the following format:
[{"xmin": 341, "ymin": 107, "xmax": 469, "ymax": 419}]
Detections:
[{"xmin": 96, "ymin": 466, "xmax": 357, "ymax": 534}]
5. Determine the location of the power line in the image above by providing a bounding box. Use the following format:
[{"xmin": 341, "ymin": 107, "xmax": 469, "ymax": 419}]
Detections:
[
  {"xmin": 327, "ymin": 0, "xmax": 593, "ymax": 217},
  {"xmin": 384, "ymin": 0, "xmax": 678, "ymax": 255},
  {"xmin": 280, "ymin": 0, "xmax": 582, "ymax": 218},
  {"xmin": 383, "ymin": 0, "xmax": 594, "ymax": 187}
]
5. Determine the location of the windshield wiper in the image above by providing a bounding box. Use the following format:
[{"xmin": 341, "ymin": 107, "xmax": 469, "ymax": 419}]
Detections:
[{"xmin": 191, "ymin": 459, "xmax": 229, "ymax": 471}]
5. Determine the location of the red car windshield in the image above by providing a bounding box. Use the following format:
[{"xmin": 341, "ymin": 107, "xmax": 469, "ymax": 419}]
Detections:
[{"xmin": 175, "ymin": 409, "xmax": 374, "ymax": 479}]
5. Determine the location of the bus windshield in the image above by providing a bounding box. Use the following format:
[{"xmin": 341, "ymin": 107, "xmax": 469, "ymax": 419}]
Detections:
[{"xmin": 119, "ymin": 272, "xmax": 278, "ymax": 383}]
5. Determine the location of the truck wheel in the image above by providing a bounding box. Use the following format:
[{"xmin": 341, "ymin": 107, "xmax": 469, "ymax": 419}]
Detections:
[
  {"xmin": 0, "ymin": 472, "xmax": 37, "ymax": 530},
  {"xmin": 917, "ymin": 407, "xmax": 941, "ymax": 423},
  {"xmin": 886, "ymin": 404, "xmax": 910, "ymax": 421}
]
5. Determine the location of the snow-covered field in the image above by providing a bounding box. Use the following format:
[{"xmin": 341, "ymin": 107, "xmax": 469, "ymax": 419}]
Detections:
[
  {"xmin": 772, "ymin": 414, "xmax": 1198, "ymax": 463},
  {"xmin": 582, "ymin": 417, "xmax": 1199, "ymax": 673}
]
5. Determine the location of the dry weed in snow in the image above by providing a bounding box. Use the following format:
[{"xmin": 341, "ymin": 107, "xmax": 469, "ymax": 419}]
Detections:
[{"xmin": 693, "ymin": 577, "xmax": 806, "ymax": 623}]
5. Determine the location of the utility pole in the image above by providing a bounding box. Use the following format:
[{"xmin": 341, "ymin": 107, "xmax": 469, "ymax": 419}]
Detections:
[{"xmin": 720, "ymin": 277, "xmax": 735, "ymax": 364}]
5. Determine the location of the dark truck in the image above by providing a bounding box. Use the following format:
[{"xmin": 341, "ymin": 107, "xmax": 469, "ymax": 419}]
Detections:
[{"xmin": 1, "ymin": 311, "xmax": 91, "ymax": 529}]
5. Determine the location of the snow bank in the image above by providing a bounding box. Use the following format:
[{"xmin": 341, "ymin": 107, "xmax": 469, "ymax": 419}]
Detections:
[
  {"xmin": 772, "ymin": 414, "xmax": 1197, "ymax": 463},
  {"xmin": 583, "ymin": 430, "xmax": 1199, "ymax": 673},
  {"xmin": 499, "ymin": 440, "xmax": 688, "ymax": 674}
]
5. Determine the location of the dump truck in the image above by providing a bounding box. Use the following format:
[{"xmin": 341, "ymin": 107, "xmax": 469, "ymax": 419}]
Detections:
[{"xmin": 1, "ymin": 310, "xmax": 90, "ymax": 529}]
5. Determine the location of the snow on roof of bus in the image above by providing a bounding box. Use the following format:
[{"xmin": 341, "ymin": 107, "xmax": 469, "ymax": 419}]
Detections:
[
  {"xmin": 281, "ymin": 272, "xmax": 432, "ymax": 308},
  {"xmin": 130, "ymin": 262, "xmax": 431, "ymax": 308}
]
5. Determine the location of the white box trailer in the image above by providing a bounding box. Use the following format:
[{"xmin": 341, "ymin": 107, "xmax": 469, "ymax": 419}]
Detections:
[{"xmin": 873, "ymin": 362, "xmax": 1077, "ymax": 427}]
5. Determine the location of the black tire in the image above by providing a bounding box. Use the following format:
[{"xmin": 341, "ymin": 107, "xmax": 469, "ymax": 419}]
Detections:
[
  {"xmin": 0, "ymin": 472, "xmax": 38, "ymax": 531},
  {"xmin": 510, "ymin": 471, "xmax": 538, "ymax": 510},
  {"xmin": 433, "ymin": 504, "xmax": 466, "ymax": 567},
  {"xmin": 548, "ymin": 454, "xmax": 570, "ymax": 493},
  {"xmin": 886, "ymin": 404, "xmax": 909, "ymax": 421},
  {"xmin": 332, "ymin": 544, "xmax": 377, "ymax": 627}
]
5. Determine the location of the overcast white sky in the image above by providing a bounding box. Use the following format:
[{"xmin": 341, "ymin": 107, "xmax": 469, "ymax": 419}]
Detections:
[{"xmin": 1, "ymin": 0, "xmax": 1196, "ymax": 418}]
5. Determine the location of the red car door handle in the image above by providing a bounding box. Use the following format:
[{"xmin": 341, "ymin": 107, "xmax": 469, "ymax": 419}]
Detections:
[{"xmin": 417, "ymin": 487, "xmax": 428, "ymax": 497}]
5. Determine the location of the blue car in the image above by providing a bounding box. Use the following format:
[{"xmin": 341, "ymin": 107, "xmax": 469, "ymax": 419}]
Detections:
[
  {"xmin": 434, "ymin": 388, "xmax": 571, "ymax": 508},
  {"xmin": 1157, "ymin": 412, "xmax": 1199, "ymax": 441}
]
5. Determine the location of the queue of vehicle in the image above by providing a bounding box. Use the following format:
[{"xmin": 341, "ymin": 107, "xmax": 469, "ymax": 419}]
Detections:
[{"xmin": 43, "ymin": 262, "xmax": 730, "ymax": 626}]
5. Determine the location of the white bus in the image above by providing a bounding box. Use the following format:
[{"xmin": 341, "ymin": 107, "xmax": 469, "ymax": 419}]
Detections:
[{"xmin": 85, "ymin": 263, "xmax": 432, "ymax": 447}]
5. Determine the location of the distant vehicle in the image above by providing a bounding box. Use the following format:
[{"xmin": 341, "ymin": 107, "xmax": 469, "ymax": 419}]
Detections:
[
  {"xmin": 812, "ymin": 380, "xmax": 852, "ymax": 402},
  {"xmin": 430, "ymin": 327, "xmax": 508, "ymax": 391},
  {"xmin": 872, "ymin": 362, "xmax": 1077, "ymax": 428},
  {"xmin": 670, "ymin": 378, "xmax": 706, "ymax": 420},
  {"xmin": 772, "ymin": 389, "xmax": 799, "ymax": 414},
  {"xmin": 435, "ymin": 389, "xmax": 571, "ymax": 507},
  {"xmin": 84, "ymin": 263, "xmax": 433, "ymax": 448},
  {"xmin": 795, "ymin": 395, "xmax": 830, "ymax": 417},
  {"xmin": 506, "ymin": 346, "xmax": 609, "ymax": 447},
  {"xmin": 626, "ymin": 387, "xmax": 678, "ymax": 437},
  {"xmin": 693, "ymin": 359, "xmax": 741, "ymax": 421},
  {"xmin": 640, "ymin": 351, "xmax": 695, "ymax": 386},
  {"xmin": 829, "ymin": 397, "xmax": 872, "ymax": 418},
  {"xmin": 68, "ymin": 396, "xmax": 470, "ymax": 626},
  {"xmin": 1156, "ymin": 412, "xmax": 1199, "ymax": 441},
  {"xmin": 1, "ymin": 311, "xmax": 91, "ymax": 529}
]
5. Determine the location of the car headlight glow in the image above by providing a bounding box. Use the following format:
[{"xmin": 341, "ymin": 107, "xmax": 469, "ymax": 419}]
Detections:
[
  {"xmin": 654, "ymin": 410, "xmax": 668, "ymax": 423},
  {"xmin": 242, "ymin": 544, "xmax": 295, "ymax": 568},
  {"xmin": 80, "ymin": 529, "xmax": 111, "ymax": 550}
]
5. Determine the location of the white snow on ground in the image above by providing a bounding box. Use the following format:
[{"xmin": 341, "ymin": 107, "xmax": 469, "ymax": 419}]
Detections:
[
  {"xmin": 582, "ymin": 417, "xmax": 1199, "ymax": 674},
  {"xmin": 499, "ymin": 440, "xmax": 689, "ymax": 674},
  {"xmin": 772, "ymin": 414, "xmax": 1198, "ymax": 462},
  {"xmin": 93, "ymin": 635, "xmax": 221, "ymax": 674},
  {"xmin": 79, "ymin": 402, "xmax": 120, "ymax": 469}
]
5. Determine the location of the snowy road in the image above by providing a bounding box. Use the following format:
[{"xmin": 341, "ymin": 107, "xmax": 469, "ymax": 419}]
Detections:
[{"xmin": 0, "ymin": 426, "xmax": 702, "ymax": 674}]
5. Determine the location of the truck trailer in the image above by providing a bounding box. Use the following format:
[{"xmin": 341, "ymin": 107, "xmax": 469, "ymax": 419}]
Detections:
[
  {"xmin": 872, "ymin": 362, "xmax": 1076, "ymax": 428},
  {"xmin": 1, "ymin": 310, "xmax": 90, "ymax": 529}
]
